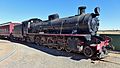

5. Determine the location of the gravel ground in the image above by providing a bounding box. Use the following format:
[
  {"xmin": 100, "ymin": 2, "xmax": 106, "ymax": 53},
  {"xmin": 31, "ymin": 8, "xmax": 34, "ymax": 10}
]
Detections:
[{"xmin": 0, "ymin": 39, "xmax": 120, "ymax": 68}]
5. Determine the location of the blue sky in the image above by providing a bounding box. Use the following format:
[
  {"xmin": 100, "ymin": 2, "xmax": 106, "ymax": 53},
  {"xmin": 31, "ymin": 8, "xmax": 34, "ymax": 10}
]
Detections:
[{"xmin": 0, "ymin": 0, "xmax": 120, "ymax": 30}]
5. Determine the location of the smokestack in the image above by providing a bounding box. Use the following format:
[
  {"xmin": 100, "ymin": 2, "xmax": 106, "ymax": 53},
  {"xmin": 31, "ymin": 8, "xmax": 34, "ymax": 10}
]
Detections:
[{"xmin": 78, "ymin": 6, "xmax": 86, "ymax": 15}]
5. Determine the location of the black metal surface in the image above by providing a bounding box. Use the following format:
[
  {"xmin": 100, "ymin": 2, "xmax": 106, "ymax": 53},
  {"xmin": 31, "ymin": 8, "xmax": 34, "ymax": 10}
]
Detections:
[
  {"xmin": 28, "ymin": 13, "xmax": 99, "ymax": 35},
  {"xmin": 13, "ymin": 6, "xmax": 100, "ymax": 37}
]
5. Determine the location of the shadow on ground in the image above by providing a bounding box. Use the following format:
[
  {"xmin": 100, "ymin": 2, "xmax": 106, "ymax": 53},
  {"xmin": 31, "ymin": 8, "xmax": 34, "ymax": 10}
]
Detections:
[{"xmin": 11, "ymin": 40, "xmax": 89, "ymax": 61}]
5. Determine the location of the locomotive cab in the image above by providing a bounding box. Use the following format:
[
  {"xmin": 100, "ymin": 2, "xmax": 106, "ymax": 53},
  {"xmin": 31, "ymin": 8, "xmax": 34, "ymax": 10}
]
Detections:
[{"xmin": 22, "ymin": 18, "xmax": 42, "ymax": 35}]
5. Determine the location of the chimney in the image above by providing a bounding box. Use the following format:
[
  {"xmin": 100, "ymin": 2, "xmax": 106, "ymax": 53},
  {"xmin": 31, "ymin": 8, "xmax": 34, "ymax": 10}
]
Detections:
[{"xmin": 78, "ymin": 6, "xmax": 86, "ymax": 15}]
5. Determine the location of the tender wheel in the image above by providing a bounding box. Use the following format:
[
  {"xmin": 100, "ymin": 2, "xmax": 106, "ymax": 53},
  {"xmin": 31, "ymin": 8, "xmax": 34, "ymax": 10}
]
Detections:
[
  {"xmin": 10, "ymin": 35, "xmax": 14, "ymax": 41},
  {"xmin": 22, "ymin": 37, "xmax": 26, "ymax": 42},
  {"xmin": 56, "ymin": 46, "xmax": 62, "ymax": 50},
  {"xmin": 83, "ymin": 46, "xmax": 94, "ymax": 57},
  {"xmin": 48, "ymin": 45, "xmax": 53, "ymax": 48},
  {"xmin": 65, "ymin": 48, "xmax": 72, "ymax": 52},
  {"xmin": 26, "ymin": 37, "xmax": 31, "ymax": 43}
]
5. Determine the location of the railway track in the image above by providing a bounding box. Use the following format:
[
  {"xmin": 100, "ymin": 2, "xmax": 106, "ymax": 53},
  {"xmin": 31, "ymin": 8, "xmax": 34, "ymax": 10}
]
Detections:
[
  {"xmin": 91, "ymin": 52, "xmax": 120, "ymax": 66},
  {"xmin": 0, "ymin": 40, "xmax": 17, "ymax": 62}
]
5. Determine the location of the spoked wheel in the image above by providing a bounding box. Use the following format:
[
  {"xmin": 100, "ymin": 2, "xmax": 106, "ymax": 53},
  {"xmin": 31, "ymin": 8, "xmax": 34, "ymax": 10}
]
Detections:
[
  {"xmin": 47, "ymin": 38, "xmax": 54, "ymax": 48},
  {"xmin": 26, "ymin": 37, "xmax": 31, "ymax": 43},
  {"xmin": 65, "ymin": 38, "xmax": 72, "ymax": 52},
  {"xmin": 22, "ymin": 37, "xmax": 26, "ymax": 42},
  {"xmin": 56, "ymin": 46, "xmax": 62, "ymax": 50},
  {"xmin": 19, "ymin": 38, "xmax": 22, "ymax": 41},
  {"xmin": 83, "ymin": 46, "xmax": 94, "ymax": 57},
  {"xmin": 10, "ymin": 36, "xmax": 14, "ymax": 41},
  {"xmin": 48, "ymin": 45, "xmax": 53, "ymax": 48},
  {"xmin": 65, "ymin": 48, "xmax": 72, "ymax": 52},
  {"xmin": 35, "ymin": 36, "xmax": 40, "ymax": 46}
]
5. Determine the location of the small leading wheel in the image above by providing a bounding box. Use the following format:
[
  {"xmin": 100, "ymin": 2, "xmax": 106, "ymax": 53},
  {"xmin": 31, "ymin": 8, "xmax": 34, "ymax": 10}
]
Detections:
[
  {"xmin": 103, "ymin": 47, "xmax": 108, "ymax": 55},
  {"xmin": 97, "ymin": 47, "xmax": 108, "ymax": 59},
  {"xmin": 83, "ymin": 46, "xmax": 94, "ymax": 57}
]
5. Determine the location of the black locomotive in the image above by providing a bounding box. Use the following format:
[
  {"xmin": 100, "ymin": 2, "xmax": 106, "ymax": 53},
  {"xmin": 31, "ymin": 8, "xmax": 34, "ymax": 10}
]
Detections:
[{"xmin": 8, "ymin": 6, "xmax": 111, "ymax": 58}]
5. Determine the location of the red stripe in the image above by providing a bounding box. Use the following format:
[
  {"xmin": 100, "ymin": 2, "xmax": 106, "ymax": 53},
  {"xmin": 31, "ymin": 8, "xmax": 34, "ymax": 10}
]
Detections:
[{"xmin": 28, "ymin": 33, "xmax": 90, "ymax": 37}]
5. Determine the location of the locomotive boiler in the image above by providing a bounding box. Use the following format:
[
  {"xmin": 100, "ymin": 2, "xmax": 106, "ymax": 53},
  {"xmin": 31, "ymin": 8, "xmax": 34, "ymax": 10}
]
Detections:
[
  {"xmin": 10, "ymin": 6, "xmax": 111, "ymax": 59},
  {"xmin": 29, "ymin": 6, "xmax": 99, "ymax": 36}
]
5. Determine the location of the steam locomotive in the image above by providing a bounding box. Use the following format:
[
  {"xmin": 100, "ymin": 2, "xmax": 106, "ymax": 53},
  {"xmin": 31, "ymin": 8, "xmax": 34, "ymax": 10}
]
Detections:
[{"xmin": 0, "ymin": 6, "xmax": 111, "ymax": 59}]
